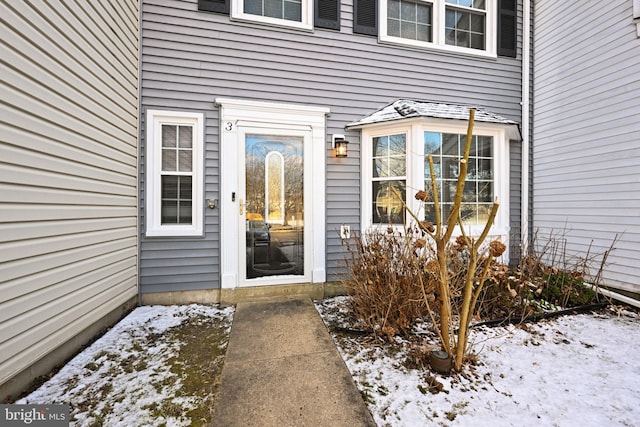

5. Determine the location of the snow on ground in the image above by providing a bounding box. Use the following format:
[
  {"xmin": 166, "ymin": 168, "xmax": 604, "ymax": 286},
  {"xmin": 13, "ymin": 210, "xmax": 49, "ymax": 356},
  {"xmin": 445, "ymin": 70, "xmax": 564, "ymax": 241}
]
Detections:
[
  {"xmin": 315, "ymin": 296, "xmax": 640, "ymax": 427},
  {"xmin": 13, "ymin": 298, "xmax": 639, "ymax": 427},
  {"xmin": 17, "ymin": 304, "xmax": 234, "ymax": 427}
]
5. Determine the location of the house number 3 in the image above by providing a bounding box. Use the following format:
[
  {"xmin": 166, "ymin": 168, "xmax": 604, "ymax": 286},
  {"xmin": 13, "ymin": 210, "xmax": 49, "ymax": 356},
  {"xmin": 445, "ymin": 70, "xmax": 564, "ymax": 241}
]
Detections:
[{"xmin": 225, "ymin": 122, "xmax": 233, "ymax": 131}]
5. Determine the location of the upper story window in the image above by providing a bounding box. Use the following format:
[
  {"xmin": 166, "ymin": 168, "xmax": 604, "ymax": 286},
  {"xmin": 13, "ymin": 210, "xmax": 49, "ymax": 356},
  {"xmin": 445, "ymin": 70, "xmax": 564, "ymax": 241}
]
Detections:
[
  {"xmin": 232, "ymin": 0, "xmax": 313, "ymax": 29},
  {"xmin": 198, "ymin": 0, "xmax": 515, "ymax": 56},
  {"xmin": 445, "ymin": 0, "xmax": 487, "ymax": 49},
  {"xmin": 244, "ymin": 0, "xmax": 301, "ymax": 21},
  {"xmin": 387, "ymin": 0, "xmax": 433, "ymax": 42},
  {"xmin": 380, "ymin": 0, "xmax": 497, "ymax": 56}
]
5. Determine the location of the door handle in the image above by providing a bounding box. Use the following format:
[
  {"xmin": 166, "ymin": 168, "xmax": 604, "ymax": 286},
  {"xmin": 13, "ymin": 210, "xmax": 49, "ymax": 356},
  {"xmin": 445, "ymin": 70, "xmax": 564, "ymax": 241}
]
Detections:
[{"xmin": 239, "ymin": 199, "xmax": 244, "ymax": 215}]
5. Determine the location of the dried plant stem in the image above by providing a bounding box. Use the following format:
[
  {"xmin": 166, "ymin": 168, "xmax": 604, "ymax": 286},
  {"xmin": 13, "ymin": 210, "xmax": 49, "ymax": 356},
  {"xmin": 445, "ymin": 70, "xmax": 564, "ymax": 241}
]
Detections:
[
  {"xmin": 401, "ymin": 224, "xmax": 446, "ymax": 346},
  {"xmin": 454, "ymin": 203, "xmax": 500, "ymax": 369},
  {"xmin": 395, "ymin": 109, "xmax": 503, "ymax": 370},
  {"xmin": 429, "ymin": 110, "xmax": 475, "ymax": 356}
]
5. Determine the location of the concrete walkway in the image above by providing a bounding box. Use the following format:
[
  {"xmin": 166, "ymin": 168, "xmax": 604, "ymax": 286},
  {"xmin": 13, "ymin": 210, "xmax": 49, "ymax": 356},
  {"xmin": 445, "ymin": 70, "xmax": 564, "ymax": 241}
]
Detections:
[{"xmin": 212, "ymin": 298, "xmax": 376, "ymax": 427}]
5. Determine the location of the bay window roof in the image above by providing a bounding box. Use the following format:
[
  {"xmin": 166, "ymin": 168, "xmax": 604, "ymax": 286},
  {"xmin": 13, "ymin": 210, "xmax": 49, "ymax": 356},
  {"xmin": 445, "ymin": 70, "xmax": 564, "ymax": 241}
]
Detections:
[{"xmin": 346, "ymin": 99, "xmax": 521, "ymax": 139}]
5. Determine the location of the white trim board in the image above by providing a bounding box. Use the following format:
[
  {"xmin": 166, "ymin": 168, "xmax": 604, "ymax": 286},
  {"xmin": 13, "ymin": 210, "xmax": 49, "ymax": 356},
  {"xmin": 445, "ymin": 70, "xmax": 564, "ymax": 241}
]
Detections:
[{"xmin": 216, "ymin": 98, "xmax": 329, "ymax": 289}]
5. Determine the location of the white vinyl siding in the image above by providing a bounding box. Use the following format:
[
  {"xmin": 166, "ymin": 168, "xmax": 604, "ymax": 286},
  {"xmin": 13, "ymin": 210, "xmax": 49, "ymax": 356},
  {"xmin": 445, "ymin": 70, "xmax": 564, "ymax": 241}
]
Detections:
[
  {"xmin": 0, "ymin": 0, "xmax": 139, "ymax": 390},
  {"xmin": 533, "ymin": 0, "xmax": 640, "ymax": 293}
]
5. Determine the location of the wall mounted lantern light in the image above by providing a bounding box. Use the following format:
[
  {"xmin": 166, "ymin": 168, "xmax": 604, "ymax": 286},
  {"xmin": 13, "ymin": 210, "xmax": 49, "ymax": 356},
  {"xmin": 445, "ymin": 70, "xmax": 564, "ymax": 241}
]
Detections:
[{"xmin": 332, "ymin": 134, "xmax": 348, "ymax": 158}]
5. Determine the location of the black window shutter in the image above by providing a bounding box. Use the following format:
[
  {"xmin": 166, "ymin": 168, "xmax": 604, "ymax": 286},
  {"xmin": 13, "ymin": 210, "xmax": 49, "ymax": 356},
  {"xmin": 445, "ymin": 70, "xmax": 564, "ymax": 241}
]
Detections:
[
  {"xmin": 353, "ymin": 0, "xmax": 377, "ymax": 36},
  {"xmin": 316, "ymin": 0, "xmax": 340, "ymax": 30},
  {"xmin": 198, "ymin": 0, "xmax": 229, "ymax": 15},
  {"xmin": 497, "ymin": 0, "xmax": 517, "ymax": 57}
]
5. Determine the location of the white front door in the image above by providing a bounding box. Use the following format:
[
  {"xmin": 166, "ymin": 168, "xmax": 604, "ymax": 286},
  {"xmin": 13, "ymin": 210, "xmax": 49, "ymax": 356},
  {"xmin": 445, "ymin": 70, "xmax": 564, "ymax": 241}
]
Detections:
[
  {"xmin": 217, "ymin": 99, "xmax": 329, "ymax": 289},
  {"xmin": 239, "ymin": 128, "xmax": 310, "ymax": 285}
]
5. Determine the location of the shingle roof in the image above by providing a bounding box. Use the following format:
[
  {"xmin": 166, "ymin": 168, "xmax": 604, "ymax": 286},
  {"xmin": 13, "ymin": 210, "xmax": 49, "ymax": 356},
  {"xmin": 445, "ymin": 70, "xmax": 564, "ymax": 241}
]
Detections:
[{"xmin": 346, "ymin": 99, "xmax": 519, "ymax": 128}]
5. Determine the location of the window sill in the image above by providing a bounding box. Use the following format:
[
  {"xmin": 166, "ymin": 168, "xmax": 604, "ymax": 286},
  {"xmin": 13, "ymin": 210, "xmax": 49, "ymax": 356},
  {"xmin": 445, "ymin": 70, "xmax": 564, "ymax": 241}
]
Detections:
[
  {"xmin": 379, "ymin": 35, "xmax": 498, "ymax": 59},
  {"xmin": 230, "ymin": 13, "xmax": 313, "ymax": 32},
  {"xmin": 365, "ymin": 223, "xmax": 509, "ymax": 235},
  {"xmin": 146, "ymin": 225, "xmax": 204, "ymax": 238}
]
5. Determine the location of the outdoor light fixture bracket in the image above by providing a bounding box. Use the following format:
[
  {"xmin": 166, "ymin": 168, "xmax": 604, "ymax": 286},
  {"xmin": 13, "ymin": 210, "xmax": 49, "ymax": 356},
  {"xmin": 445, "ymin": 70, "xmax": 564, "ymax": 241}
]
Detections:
[{"xmin": 332, "ymin": 134, "xmax": 348, "ymax": 157}]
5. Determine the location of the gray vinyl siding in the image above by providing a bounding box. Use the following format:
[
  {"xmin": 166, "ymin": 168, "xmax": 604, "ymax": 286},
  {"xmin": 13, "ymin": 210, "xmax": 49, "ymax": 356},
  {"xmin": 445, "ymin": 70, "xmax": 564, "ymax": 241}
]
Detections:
[
  {"xmin": 533, "ymin": 0, "xmax": 640, "ymax": 293},
  {"xmin": 509, "ymin": 139, "xmax": 522, "ymax": 264},
  {"xmin": 0, "ymin": 0, "xmax": 139, "ymax": 389},
  {"xmin": 140, "ymin": 0, "xmax": 524, "ymax": 289}
]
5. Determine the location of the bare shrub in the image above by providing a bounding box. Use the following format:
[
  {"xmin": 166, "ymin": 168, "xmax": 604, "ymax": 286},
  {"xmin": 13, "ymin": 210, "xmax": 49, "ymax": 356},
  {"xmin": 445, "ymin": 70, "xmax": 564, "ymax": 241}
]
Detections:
[
  {"xmin": 472, "ymin": 229, "xmax": 615, "ymax": 320},
  {"xmin": 339, "ymin": 108, "xmax": 615, "ymax": 372},
  {"xmin": 341, "ymin": 225, "xmax": 439, "ymax": 340}
]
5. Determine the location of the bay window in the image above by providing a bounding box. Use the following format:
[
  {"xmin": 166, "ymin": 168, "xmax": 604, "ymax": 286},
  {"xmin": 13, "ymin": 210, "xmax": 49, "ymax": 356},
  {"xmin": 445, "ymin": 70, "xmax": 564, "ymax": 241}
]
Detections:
[{"xmin": 361, "ymin": 120, "xmax": 509, "ymax": 235}]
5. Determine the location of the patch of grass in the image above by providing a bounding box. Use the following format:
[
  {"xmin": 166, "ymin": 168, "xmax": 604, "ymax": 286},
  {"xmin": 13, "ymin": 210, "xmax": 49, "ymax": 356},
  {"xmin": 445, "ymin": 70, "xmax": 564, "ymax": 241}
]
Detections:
[
  {"xmin": 134, "ymin": 359, "xmax": 148, "ymax": 371},
  {"xmin": 119, "ymin": 355, "xmax": 137, "ymax": 373},
  {"xmin": 162, "ymin": 314, "xmax": 231, "ymax": 426},
  {"xmin": 444, "ymin": 401, "xmax": 469, "ymax": 421},
  {"xmin": 84, "ymin": 362, "xmax": 99, "ymax": 372},
  {"xmin": 15, "ymin": 307, "xmax": 232, "ymax": 426},
  {"xmin": 62, "ymin": 376, "xmax": 80, "ymax": 394},
  {"xmin": 359, "ymin": 389, "xmax": 375, "ymax": 405},
  {"xmin": 151, "ymin": 374, "xmax": 177, "ymax": 394},
  {"xmin": 539, "ymin": 271, "xmax": 596, "ymax": 307},
  {"xmin": 93, "ymin": 350, "xmax": 109, "ymax": 360},
  {"xmin": 97, "ymin": 383, "xmax": 113, "ymax": 400},
  {"xmin": 150, "ymin": 398, "xmax": 184, "ymax": 418},
  {"xmin": 87, "ymin": 412, "xmax": 105, "ymax": 427},
  {"xmin": 377, "ymin": 385, "xmax": 390, "ymax": 396}
]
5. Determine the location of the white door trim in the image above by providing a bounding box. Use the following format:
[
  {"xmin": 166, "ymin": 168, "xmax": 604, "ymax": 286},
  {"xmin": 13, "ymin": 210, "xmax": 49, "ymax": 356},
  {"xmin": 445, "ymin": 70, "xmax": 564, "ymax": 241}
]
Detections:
[{"xmin": 216, "ymin": 98, "xmax": 329, "ymax": 289}]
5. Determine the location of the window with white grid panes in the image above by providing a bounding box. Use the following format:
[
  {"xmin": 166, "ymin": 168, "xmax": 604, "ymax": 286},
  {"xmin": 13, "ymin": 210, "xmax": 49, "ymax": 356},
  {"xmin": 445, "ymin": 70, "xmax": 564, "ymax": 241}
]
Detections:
[
  {"xmin": 380, "ymin": 0, "xmax": 495, "ymax": 56},
  {"xmin": 146, "ymin": 110, "xmax": 203, "ymax": 237},
  {"xmin": 424, "ymin": 132, "xmax": 493, "ymax": 226}
]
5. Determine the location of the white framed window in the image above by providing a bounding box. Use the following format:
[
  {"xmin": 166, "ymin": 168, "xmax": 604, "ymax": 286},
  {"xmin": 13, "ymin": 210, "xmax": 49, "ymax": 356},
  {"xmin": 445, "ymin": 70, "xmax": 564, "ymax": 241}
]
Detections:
[
  {"xmin": 361, "ymin": 119, "xmax": 509, "ymax": 236},
  {"xmin": 146, "ymin": 110, "xmax": 204, "ymax": 237},
  {"xmin": 380, "ymin": 0, "xmax": 497, "ymax": 57},
  {"xmin": 423, "ymin": 131, "xmax": 496, "ymax": 226},
  {"xmin": 232, "ymin": 0, "xmax": 313, "ymax": 30},
  {"xmin": 372, "ymin": 133, "xmax": 407, "ymax": 224}
]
